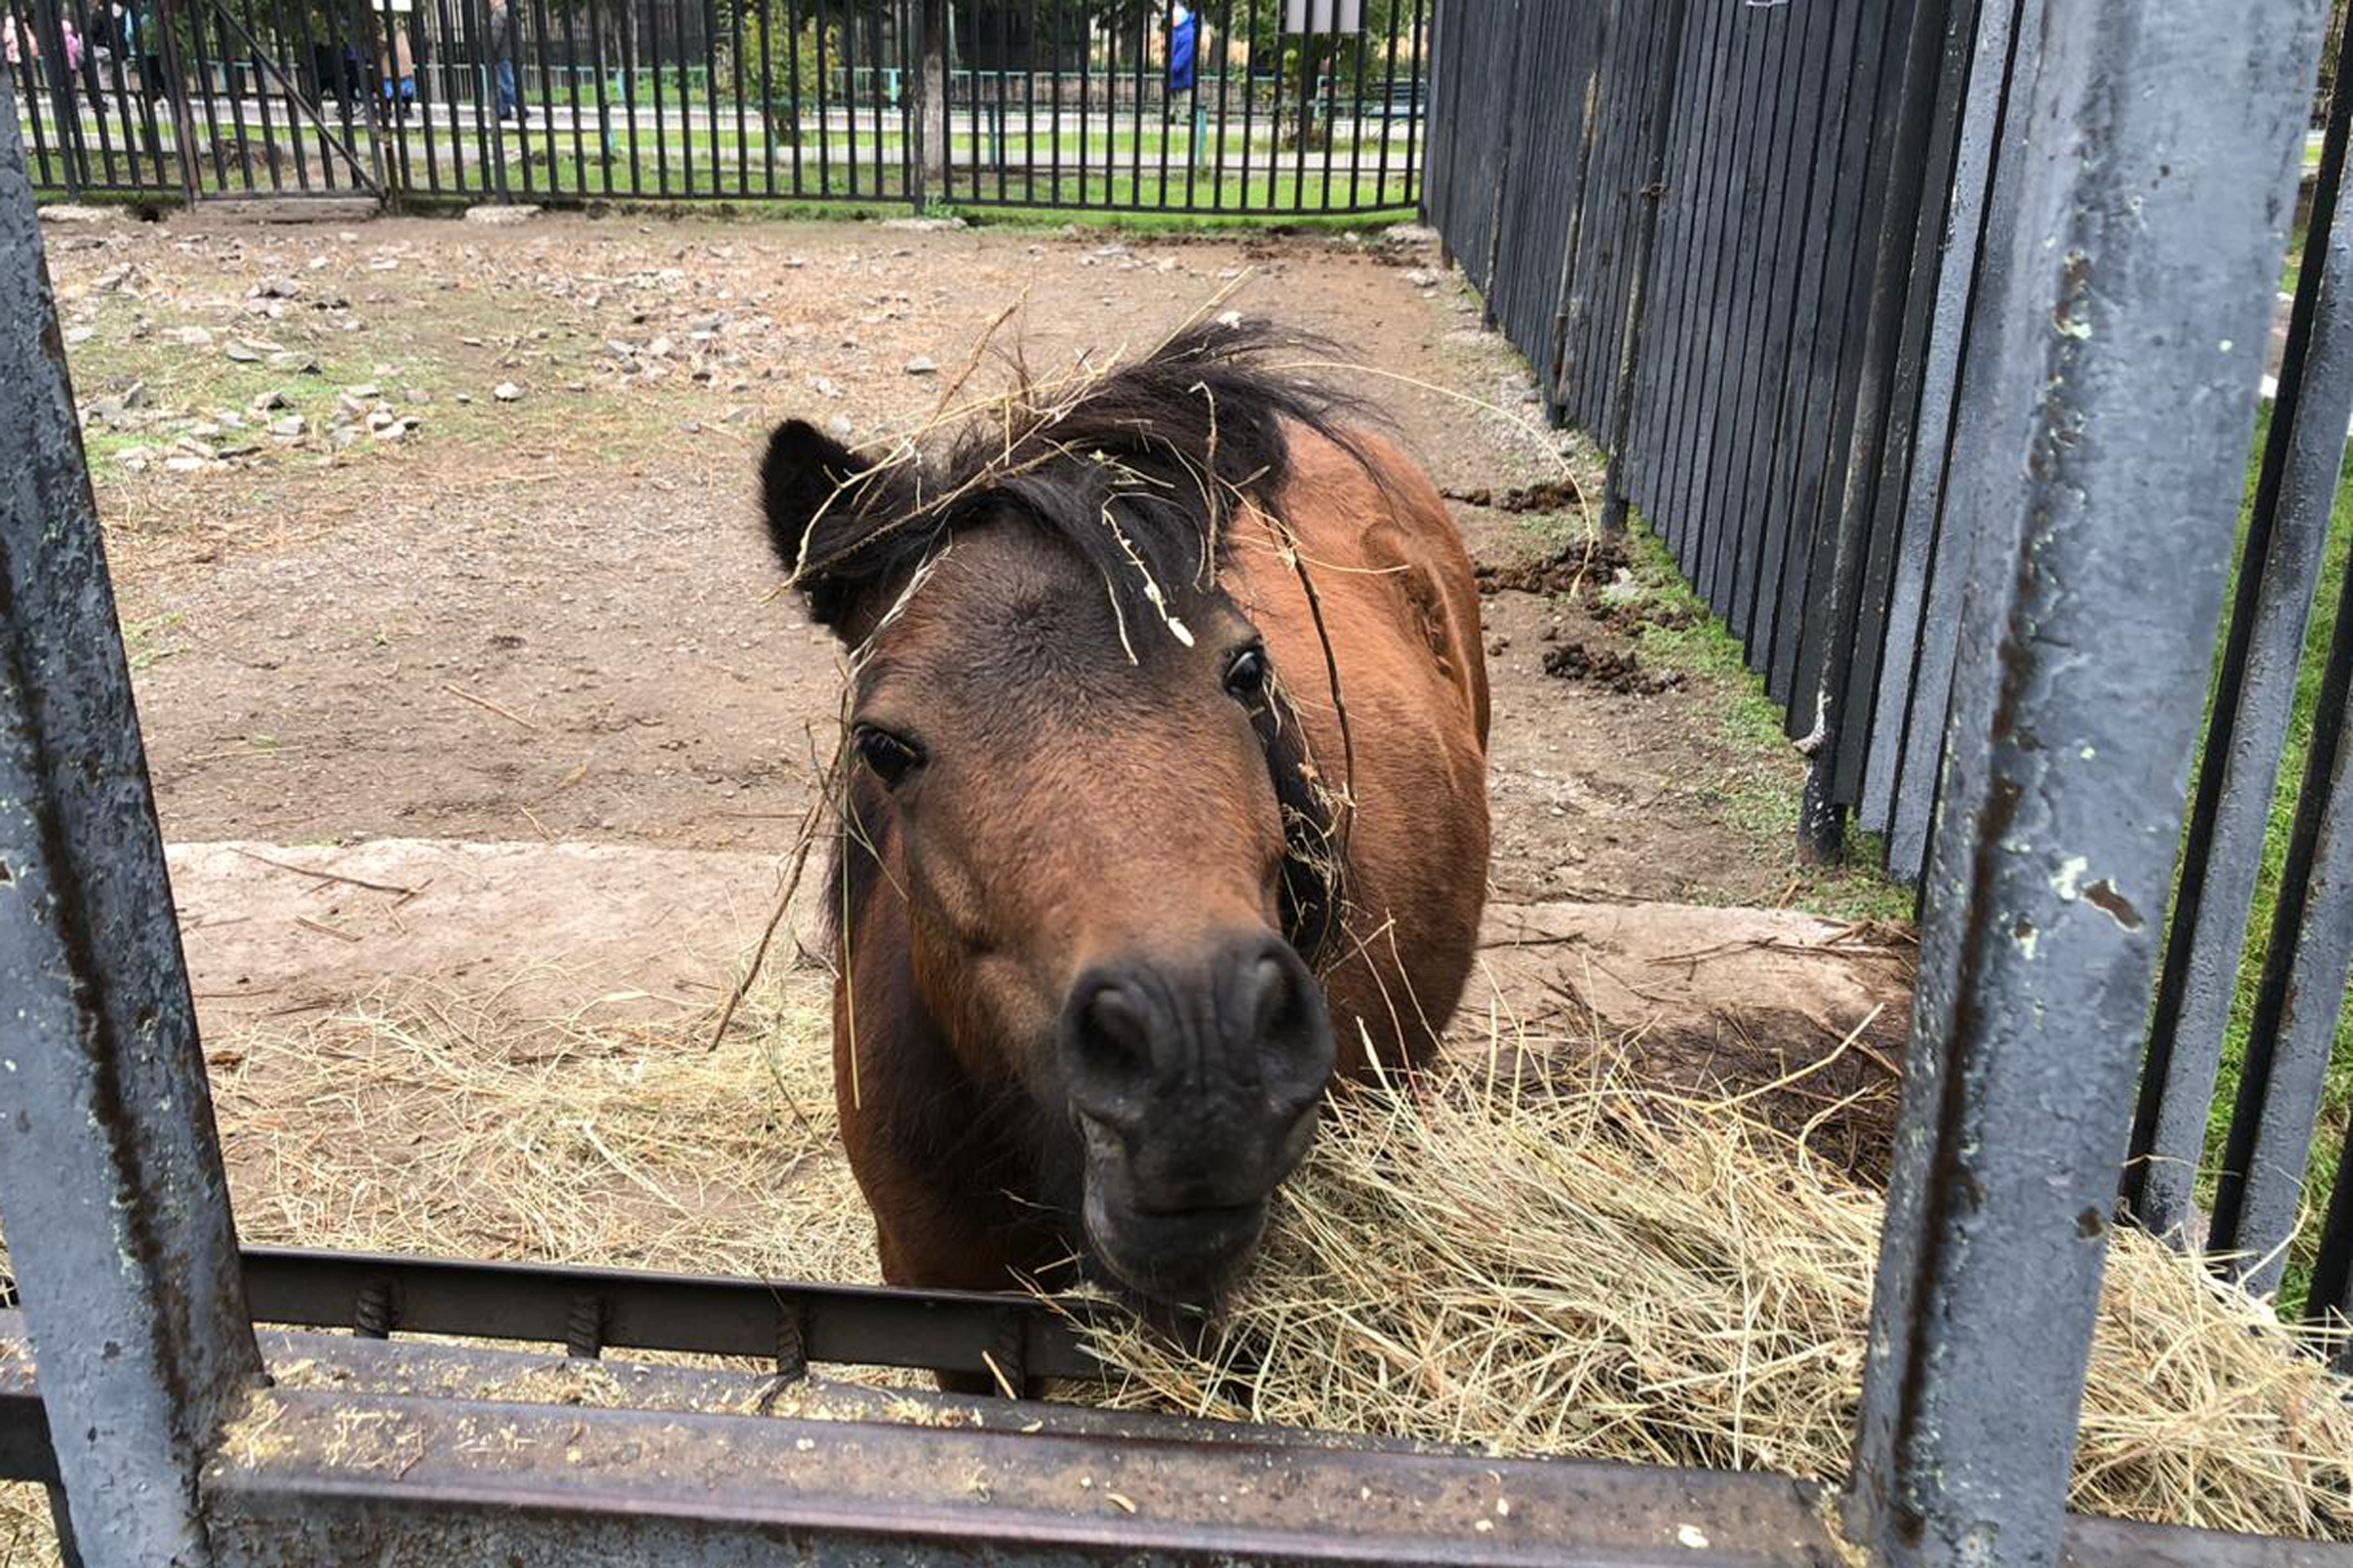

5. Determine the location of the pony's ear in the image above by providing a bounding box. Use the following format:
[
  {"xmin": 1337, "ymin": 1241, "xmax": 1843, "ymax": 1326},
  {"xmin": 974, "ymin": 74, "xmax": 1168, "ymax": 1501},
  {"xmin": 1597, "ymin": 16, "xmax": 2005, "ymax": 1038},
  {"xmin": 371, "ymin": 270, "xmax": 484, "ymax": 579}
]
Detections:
[{"xmin": 760, "ymin": 418, "xmax": 864, "ymax": 630}]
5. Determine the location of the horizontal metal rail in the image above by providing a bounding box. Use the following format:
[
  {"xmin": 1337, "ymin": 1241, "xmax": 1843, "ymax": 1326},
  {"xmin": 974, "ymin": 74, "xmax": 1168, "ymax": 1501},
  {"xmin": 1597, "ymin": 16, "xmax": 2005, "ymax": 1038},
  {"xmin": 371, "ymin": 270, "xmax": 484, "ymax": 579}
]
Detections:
[
  {"xmin": 234, "ymin": 1244, "xmax": 1107, "ymax": 1382},
  {"xmin": 4, "ymin": 1320, "xmax": 2344, "ymax": 1566}
]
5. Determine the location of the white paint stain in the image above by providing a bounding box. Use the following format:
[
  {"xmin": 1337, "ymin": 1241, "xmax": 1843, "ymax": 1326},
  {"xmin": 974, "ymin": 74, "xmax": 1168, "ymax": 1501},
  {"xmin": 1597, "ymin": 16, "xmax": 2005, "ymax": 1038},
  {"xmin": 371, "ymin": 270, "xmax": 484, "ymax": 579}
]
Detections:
[{"xmin": 2052, "ymin": 855, "xmax": 2089, "ymax": 901}]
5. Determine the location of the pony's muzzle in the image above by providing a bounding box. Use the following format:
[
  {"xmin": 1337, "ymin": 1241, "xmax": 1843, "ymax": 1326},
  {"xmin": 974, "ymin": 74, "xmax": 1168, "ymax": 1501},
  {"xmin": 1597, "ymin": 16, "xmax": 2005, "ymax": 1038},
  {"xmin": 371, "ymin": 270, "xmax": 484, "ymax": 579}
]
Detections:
[{"xmin": 1059, "ymin": 932, "xmax": 1335, "ymax": 1305}]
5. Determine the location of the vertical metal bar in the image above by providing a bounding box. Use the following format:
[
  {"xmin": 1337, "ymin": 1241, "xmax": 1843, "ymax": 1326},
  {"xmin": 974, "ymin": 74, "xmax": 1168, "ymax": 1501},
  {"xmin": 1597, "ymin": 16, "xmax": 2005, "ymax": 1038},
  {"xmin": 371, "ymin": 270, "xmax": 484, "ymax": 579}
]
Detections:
[
  {"xmin": 1021, "ymin": 0, "xmax": 1035, "ymax": 204},
  {"xmin": 1595, "ymin": 0, "xmax": 1688, "ymax": 536},
  {"xmin": 2125, "ymin": 6, "xmax": 2353, "ymax": 1244},
  {"xmin": 185, "ymin": 0, "xmax": 228, "ymax": 194},
  {"xmin": 645, "ymin": 0, "xmax": 667, "ymax": 189},
  {"xmin": 131, "ymin": 0, "xmax": 173, "ymax": 184},
  {"xmin": 2211, "ymin": 547, "xmax": 2353, "ymax": 1296},
  {"xmin": 2313, "ymin": 1103, "xmax": 2353, "ymax": 1361},
  {"xmin": 1153, "ymin": 0, "xmax": 1168, "ymax": 208},
  {"xmin": 1764, "ymin": 0, "xmax": 1899, "ymax": 709},
  {"xmin": 987, "ymin": 0, "xmax": 1001, "ymax": 200},
  {"xmin": 1843, "ymin": 1, "xmax": 2326, "ymax": 1562},
  {"xmin": 701, "ymin": 0, "xmax": 721, "ymax": 196},
  {"xmin": 1656, "ymin": 0, "xmax": 1740, "ymax": 565},
  {"xmin": 1724, "ymin": 0, "xmax": 1829, "ymax": 651},
  {"xmin": 7, "ymin": 0, "xmax": 54, "ymax": 193},
  {"xmin": 1397, "ymin": 0, "xmax": 1420, "ymax": 210},
  {"xmin": 729, "ymin": 0, "xmax": 746, "ymax": 191},
  {"xmin": 1886, "ymin": 0, "xmax": 2044, "ymax": 878},
  {"xmin": 1600, "ymin": 0, "xmax": 1672, "ymax": 446},
  {"xmin": 1472, "ymin": 0, "xmax": 1518, "ymax": 322},
  {"xmin": 900, "ymin": 0, "xmax": 914, "ymax": 204},
  {"xmin": 1778, "ymin": 0, "xmax": 1925, "ymax": 698},
  {"xmin": 1284, "ymin": 2, "xmax": 1305, "ymax": 209},
  {"xmin": 526, "ymin": 0, "xmax": 555, "ymax": 194},
  {"xmin": 782, "ymin": 0, "xmax": 801, "ymax": 193},
  {"xmin": 755, "ymin": 0, "xmax": 773, "ymax": 194},
  {"xmin": 1864, "ymin": 0, "xmax": 2025, "ymax": 850},
  {"xmin": 1054, "ymin": 0, "xmax": 1073, "ymax": 201},
  {"xmin": 280, "ymin": 0, "xmax": 325, "ymax": 187},
  {"xmin": 1828, "ymin": 0, "xmax": 1984, "ymax": 810},
  {"xmin": 0, "ymin": 99, "xmax": 266, "ymax": 1568},
  {"xmin": 809, "ymin": 0, "xmax": 826, "ymax": 192},
  {"xmin": 345, "ymin": 0, "xmax": 390, "ymax": 199},
  {"xmin": 557, "ymin": 0, "xmax": 582, "ymax": 191},
  {"xmin": 1126, "ymin": 0, "xmax": 1140, "ymax": 206},
  {"xmin": 27, "ymin": 0, "xmax": 87, "ymax": 196},
  {"xmin": 1368, "ymin": 0, "xmax": 1395, "ymax": 208},
  {"xmin": 328, "ymin": 0, "xmax": 365, "ymax": 189},
  {"xmin": 1693, "ymin": 5, "xmax": 1782, "ymax": 609},
  {"xmin": 108, "ymin": 0, "xmax": 150, "ymax": 188},
  {"xmin": 622, "ymin": 0, "xmax": 644, "ymax": 195},
  {"xmin": 84, "ymin": 0, "xmax": 127, "ymax": 192},
  {"xmin": 1236, "ymin": 0, "xmax": 1254, "ymax": 211},
  {"xmin": 428, "ymin": 0, "xmax": 459, "ymax": 194},
  {"xmin": 671, "ymin": 0, "xmax": 691, "ymax": 195}
]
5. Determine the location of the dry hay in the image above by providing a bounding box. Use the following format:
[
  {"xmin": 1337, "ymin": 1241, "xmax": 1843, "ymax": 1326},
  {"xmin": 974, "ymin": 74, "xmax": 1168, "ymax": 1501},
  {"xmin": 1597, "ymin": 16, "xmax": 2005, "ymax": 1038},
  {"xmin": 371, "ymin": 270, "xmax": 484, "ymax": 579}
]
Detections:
[
  {"xmin": 6, "ymin": 980, "xmax": 2350, "ymax": 1559},
  {"xmin": 1068, "ymin": 1043, "xmax": 2353, "ymax": 1543},
  {"xmin": 199, "ymin": 974, "xmax": 871, "ymax": 1283}
]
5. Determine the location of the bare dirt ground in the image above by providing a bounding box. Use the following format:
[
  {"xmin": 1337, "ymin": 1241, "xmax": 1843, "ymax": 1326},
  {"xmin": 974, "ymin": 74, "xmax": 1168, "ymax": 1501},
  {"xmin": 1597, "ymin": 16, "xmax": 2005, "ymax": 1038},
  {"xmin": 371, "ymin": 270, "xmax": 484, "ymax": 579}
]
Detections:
[{"xmin": 46, "ymin": 203, "xmax": 1868, "ymax": 912}]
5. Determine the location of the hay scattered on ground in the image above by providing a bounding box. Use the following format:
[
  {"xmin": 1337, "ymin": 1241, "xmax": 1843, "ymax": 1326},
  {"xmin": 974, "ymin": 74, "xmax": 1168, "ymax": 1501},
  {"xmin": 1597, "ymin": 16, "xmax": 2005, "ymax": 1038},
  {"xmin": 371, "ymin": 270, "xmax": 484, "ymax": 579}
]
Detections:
[
  {"xmin": 204, "ymin": 975, "xmax": 873, "ymax": 1285},
  {"xmin": 1070, "ymin": 1048, "xmax": 2353, "ymax": 1543}
]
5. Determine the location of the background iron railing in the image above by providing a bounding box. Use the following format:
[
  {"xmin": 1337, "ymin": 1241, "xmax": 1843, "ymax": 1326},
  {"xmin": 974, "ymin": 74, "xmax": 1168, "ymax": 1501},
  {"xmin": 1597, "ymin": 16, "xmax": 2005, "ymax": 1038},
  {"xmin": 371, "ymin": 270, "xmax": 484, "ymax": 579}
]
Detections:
[{"xmin": 1, "ymin": 0, "xmax": 1426, "ymax": 209}]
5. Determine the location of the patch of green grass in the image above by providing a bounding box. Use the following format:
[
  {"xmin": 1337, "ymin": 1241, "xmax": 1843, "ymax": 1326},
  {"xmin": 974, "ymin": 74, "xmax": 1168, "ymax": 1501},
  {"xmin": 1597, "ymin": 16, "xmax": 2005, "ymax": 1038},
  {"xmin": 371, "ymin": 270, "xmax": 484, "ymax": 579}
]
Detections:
[
  {"xmin": 2194, "ymin": 404, "xmax": 2353, "ymax": 1319},
  {"xmin": 1615, "ymin": 520, "xmax": 1913, "ymax": 927},
  {"xmin": 63, "ymin": 327, "xmax": 406, "ymax": 480}
]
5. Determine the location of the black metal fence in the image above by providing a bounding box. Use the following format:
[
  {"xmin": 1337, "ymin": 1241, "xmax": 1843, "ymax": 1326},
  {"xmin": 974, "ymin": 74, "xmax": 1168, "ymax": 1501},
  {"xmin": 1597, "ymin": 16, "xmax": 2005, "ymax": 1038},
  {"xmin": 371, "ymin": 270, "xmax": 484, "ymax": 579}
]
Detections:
[
  {"xmin": 1429, "ymin": 0, "xmax": 2353, "ymax": 1352},
  {"xmin": 2, "ymin": 0, "xmax": 1426, "ymax": 209}
]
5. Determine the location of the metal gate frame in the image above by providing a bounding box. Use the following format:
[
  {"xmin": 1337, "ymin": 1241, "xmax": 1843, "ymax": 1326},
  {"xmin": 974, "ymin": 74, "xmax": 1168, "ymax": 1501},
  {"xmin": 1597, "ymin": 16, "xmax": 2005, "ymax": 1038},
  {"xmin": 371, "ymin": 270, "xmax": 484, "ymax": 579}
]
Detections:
[{"xmin": 4, "ymin": 0, "xmax": 2353, "ymax": 1561}]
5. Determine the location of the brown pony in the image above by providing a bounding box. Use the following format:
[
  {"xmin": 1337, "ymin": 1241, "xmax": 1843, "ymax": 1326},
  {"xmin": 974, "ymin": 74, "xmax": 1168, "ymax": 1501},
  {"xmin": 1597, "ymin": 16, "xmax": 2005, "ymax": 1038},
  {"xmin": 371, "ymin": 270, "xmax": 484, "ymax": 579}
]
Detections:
[{"xmin": 760, "ymin": 322, "xmax": 1490, "ymax": 1339}]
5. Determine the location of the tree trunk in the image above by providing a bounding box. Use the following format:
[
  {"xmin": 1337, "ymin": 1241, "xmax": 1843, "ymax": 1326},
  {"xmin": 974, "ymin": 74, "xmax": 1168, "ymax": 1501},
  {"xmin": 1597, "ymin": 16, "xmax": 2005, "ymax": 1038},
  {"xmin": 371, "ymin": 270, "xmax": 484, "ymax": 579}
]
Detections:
[
  {"xmin": 920, "ymin": 0, "xmax": 945, "ymax": 192},
  {"xmin": 1289, "ymin": 33, "xmax": 1325, "ymax": 151}
]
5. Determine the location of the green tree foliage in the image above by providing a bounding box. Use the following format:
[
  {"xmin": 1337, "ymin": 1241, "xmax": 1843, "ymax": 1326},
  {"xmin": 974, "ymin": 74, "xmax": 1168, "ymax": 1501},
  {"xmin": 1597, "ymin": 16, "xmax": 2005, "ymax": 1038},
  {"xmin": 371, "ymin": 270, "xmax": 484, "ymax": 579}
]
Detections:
[{"xmin": 712, "ymin": 0, "xmax": 835, "ymax": 143}]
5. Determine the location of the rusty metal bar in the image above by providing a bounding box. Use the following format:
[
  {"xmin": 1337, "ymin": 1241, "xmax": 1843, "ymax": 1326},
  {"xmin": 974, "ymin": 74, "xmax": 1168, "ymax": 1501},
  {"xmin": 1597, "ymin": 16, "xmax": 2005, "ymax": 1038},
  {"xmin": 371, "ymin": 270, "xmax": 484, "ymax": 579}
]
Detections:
[
  {"xmin": 1842, "ymin": 0, "xmax": 2329, "ymax": 1562},
  {"xmin": 0, "ymin": 92, "xmax": 266, "ymax": 1568}
]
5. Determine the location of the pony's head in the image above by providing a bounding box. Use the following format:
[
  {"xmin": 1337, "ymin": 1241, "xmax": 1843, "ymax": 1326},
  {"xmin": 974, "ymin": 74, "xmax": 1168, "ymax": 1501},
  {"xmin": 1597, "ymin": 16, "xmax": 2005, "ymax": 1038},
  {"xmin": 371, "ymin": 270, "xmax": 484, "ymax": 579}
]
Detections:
[{"xmin": 762, "ymin": 323, "xmax": 1360, "ymax": 1307}]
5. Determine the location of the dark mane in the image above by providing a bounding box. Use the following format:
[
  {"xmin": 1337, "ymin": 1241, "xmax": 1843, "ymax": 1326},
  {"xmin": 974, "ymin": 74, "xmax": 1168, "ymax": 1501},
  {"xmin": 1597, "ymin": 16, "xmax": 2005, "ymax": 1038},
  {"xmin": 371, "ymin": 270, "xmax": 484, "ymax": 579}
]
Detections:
[{"xmin": 781, "ymin": 318, "xmax": 1374, "ymax": 630}]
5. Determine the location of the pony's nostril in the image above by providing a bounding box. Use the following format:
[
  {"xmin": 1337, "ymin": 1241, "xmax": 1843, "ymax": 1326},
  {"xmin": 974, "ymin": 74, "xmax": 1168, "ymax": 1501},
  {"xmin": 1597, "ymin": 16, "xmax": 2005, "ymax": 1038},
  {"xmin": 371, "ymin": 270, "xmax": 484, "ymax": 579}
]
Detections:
[
  {"xmin": 1247, "ymin": 955, "xmax": 1289, "ymax": 1036},
  {"xmin": 1069, "ymin": 985, "xmax": 1155, "ymax": 1099}
]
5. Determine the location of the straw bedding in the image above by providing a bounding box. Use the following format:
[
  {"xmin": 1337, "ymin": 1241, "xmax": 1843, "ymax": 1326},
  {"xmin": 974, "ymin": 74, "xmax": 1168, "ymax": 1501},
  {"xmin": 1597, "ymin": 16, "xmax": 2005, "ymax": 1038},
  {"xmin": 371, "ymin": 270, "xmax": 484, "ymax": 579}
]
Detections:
[
  {"xmin": 1073, "ymin": 1047, "xmax": 2353, "ymax": 1542},
  {"xmin": 3, "ymin": 984, "xmax": 2347, "ymax": 1560}
]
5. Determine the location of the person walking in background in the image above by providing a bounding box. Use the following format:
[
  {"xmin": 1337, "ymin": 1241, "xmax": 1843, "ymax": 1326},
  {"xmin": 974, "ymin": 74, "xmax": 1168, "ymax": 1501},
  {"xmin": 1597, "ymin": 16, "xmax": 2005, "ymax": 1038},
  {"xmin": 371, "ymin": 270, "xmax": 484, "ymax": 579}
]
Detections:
[
  {"xmin": 125, "ymin": 0, "xmax": 162, "ymax": 101},
  {"xmin": 3, "ymin": 13, "xmax": 38, "ymax": 70},
  {"xmin": 86, "ymin": 1, "xmax": 112, "ymax": 89},
  {"xmin": 488, "ymin": 0, "xmax": 519, "ymax": 121},
  {"xmin": 58, "ymin": 13, "xmax": 83, "ymax": 111},
  {"xmin": 380, "ymin": 19, "xmax": 415, "ymax": 121}
]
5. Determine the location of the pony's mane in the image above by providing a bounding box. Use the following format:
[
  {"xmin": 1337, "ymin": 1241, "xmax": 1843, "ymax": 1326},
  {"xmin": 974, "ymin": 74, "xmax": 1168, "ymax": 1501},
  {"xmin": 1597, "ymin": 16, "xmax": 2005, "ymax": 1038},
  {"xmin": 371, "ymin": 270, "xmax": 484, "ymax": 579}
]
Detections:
[{"xmin": 794, "ymin": 318, "xmax": 1373, "ymax": 630}]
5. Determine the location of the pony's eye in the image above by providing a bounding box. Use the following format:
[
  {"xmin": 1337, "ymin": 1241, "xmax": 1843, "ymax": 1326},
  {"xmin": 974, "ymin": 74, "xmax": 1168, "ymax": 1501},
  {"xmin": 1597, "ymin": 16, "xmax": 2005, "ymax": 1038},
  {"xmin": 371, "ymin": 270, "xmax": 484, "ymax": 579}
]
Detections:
[
  {"xmin": 854, "ymin": 725, "xmax": 924, "ymax": 788},
  {"xmin": 1224, "ymin": 646, "xmax": 1269, "ymax": 702}
]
